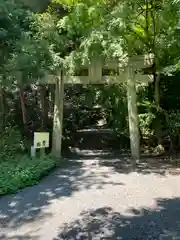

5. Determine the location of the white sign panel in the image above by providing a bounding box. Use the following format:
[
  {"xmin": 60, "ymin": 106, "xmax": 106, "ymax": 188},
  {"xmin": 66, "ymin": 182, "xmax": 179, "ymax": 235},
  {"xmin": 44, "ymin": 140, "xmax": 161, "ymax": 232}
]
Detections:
[{"xmin": 33, "ymin": 132, "xmax": 49, "ymax": 149}]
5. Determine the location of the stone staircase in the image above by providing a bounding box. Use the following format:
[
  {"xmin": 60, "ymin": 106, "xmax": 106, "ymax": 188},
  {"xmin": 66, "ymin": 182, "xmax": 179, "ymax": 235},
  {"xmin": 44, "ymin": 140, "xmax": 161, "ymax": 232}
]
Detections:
[{"xmin": 63, "ymin": 124, "xmax": 130, "ymax": 159}]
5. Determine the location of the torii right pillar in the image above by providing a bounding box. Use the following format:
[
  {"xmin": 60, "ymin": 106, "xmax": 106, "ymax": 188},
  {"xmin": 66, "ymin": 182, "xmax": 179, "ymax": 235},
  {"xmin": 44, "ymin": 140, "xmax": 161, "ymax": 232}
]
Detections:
[
  {"xmin": 127, "ymin": 54, "xmax": 154, "ymax": 166},
  {"xmin": 127, "ymin": 64, "xmax": 140, "ymax": 166}
]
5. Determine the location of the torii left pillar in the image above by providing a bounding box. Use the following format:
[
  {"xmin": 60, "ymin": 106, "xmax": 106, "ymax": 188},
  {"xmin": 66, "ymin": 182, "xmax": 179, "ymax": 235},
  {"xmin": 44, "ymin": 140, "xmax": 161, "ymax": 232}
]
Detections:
[{"xmin": 52, "ymin": 71, "xmax": 64, "ymax": 158}]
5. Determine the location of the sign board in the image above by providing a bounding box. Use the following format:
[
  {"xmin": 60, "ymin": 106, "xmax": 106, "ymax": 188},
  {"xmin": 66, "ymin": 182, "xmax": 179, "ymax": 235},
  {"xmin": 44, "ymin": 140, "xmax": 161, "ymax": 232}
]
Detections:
[{"xmin": 33, "ymin": 132, "xmax": 49, "ymax": 149}]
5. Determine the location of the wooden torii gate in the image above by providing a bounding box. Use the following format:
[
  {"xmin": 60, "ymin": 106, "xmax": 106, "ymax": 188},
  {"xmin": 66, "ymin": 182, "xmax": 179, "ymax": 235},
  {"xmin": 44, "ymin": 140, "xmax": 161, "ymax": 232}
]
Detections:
[{"xmin": 43, "ymin": 55, "xmax": 153, "ymax": 161}]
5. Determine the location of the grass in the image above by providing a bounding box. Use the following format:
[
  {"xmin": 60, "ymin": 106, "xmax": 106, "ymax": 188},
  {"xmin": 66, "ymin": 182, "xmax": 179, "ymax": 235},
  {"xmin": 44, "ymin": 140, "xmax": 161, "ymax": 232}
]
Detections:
[{"xmin": 0, "ymin": 155, "xmax": 58, "ymax": 196}]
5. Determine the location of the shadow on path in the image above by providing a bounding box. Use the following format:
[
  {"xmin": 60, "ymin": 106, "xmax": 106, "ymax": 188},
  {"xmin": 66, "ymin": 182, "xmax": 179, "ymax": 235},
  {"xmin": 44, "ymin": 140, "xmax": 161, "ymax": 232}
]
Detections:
[
  {"xmin": 54, "ymin": 197, "xmax": 180, "ymax": 240},
  {"xmin": 0, "ymin": 234, "xmax": 39, "ymax": 240},
  {"xmin": 99, "ymin": 156, "xmax": 180, "ymax": 175},
  {"xmin": 66, "ymin": 149, "xmax": 180, "ymax": 176},
  {"xmin": 0, "ymin": 160, "xmax": 123, "ymax": 230}
]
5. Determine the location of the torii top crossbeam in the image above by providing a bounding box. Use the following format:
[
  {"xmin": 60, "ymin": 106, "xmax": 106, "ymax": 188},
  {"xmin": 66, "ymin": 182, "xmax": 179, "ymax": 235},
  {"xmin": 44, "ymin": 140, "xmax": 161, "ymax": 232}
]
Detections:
[{"xmin": 41, "ymin": 54, "xmax": 154, "ymax": 85}]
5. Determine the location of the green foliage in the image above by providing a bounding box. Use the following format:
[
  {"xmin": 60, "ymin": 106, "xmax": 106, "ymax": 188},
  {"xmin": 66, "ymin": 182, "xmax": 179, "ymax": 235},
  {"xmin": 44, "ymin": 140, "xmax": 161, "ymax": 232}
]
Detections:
[
  {"xmin": 160, "ymin": 73, "xmax": 180, "ymax": 111},
  {"xmin": 98, "ymin": 84, "xmax": 128, "ymax": 136},
  {"xmin": 0, "ymin": 0, "xmax": 62, "ymax": 85},
  {"xmin": 0, "ymin": 127, "xmax": 22, "ymax": 160},
  {"xmin": 139, "ymin": 112, "xmax": 156, "ymax": 136},
  {"xmin": 168, "ymin": 111, "xmax": 180, "ymax": 136},
  {"xmin": 0, "ymin": 0, "xmax": 32, "ymax": 77},
  {"xmin": 138, "ymin": 100, "xmax": 156, "ymax": 135},
  {"xmin": 0, "ymin": 155, "xmax": 57, "ymax": 195},
  {"xmin": 68, "ymin": 0, "xmax": 180, "ymax": 71}
]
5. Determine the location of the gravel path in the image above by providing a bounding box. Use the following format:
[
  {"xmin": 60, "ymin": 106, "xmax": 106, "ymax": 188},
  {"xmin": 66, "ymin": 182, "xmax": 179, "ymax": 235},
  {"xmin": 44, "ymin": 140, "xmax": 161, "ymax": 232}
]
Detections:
[{"xmin": 0, "ymin": 159, "xmax": 180, "ymax": 240}]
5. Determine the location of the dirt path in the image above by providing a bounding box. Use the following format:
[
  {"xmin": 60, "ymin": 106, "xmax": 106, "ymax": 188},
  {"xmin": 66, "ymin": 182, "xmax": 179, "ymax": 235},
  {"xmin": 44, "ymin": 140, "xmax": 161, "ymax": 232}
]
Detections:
[{"xmin": 0, "ymin": 159, "xmax": 180, "ymax": 240}]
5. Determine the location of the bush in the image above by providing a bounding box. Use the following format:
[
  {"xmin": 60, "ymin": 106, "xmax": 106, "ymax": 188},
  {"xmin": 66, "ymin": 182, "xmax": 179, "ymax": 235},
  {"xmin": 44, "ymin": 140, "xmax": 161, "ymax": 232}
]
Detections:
[
  {"xmin": 0, "ymin": 155, "xmax": 57, "ymax": 195},
  {"xmin": 139, "ymin": 112, "xmax": 156, "ymax": 136},
  {"xmin": 0, "ymin": 126, "xmax": 23, "ymax": 161},
  {"xmin": 168, "ymin": 110, "xmax": 180, "ymax": 136}
]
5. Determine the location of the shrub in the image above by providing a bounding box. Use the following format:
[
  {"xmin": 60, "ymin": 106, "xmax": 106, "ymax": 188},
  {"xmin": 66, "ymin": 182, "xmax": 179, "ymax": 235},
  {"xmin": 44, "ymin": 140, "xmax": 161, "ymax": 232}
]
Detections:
[
  {"xmin": 168, "ymin": 110, "xmax": 180, "ymax": 136},
  {"xmin": 139, "ymin": 112, "xmax": 156, "ymax": 136},
  {"xmin": 0, "ymin": 155, "xmax": 57, "ymax": 195},
  {"xmin": 0, "ymin": 126, "xmax": 23, "ymax": 161}
]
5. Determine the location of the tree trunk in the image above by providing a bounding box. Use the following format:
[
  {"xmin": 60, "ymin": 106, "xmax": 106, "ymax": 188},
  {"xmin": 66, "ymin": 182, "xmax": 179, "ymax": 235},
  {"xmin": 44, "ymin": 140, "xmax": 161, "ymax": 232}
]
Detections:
[
  {"xmin": 49, "ymin": 84, "xmax": 55, "ymax": 119},
  {"xmin": 39, "ymin": 85, "xmax": 49, "ymax": 130},
  {"xmin": 19, "ymin": 85, "xmax": 28, "ymax": 126},
  {"xmin": 154, "ymin": 72, "xmax": 164, "ymax": 148},
  {"xmin": 154, "ymin": 73, "xmax": 160, "ymax": 107},
  {"xmin": 52, "ymin": 71, "xmax": 64, "ymax": 158},
  {"xmin": 127, "ymin": 65, "xmax": 140, "ymax": 166}
]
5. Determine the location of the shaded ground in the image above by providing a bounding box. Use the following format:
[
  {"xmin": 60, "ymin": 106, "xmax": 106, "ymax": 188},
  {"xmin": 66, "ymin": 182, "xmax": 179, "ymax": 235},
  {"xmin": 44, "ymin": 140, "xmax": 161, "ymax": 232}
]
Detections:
[
  {"xmin": 55, "ymin": 198, "xmax": 180, "ymax": 240},
  {"xmin": 67, "ymin": 150, "xmax": 180, "ymax": 175},
  {"xmin": 62, "ymin": 125, "xmax": 130, "ymax": 154},
  {"xmin": 0, "ymin": 156, "xmax": 180, "ymax": 239}
]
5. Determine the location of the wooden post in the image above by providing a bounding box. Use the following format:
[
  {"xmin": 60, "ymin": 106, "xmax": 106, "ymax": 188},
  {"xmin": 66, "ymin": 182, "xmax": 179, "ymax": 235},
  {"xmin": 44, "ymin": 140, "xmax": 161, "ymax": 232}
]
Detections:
[
  {"xmin": 31, "ymin": 146, "xmax": 36, "ymax": 158},
  {"xmin": 89, "ymin": 60, "xmax": 102, "ymax": 83},
  {"xmin": 40, "ymin": 148, "xmax": 45, "ymax": 158},
  {"xmin": 127, "ymin": 65, "xmax": 140, "ymax": 165},
  {"xmin": 52, "ymin": 71, "xmax": 64, "ymax": 158}
]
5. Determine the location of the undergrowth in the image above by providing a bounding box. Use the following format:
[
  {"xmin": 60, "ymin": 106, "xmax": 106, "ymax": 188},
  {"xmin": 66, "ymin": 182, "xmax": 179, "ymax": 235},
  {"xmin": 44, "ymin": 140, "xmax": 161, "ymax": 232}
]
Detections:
[{"xmin": 0, "ymin": 155, "xmax": 58, "ymax": 195}]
